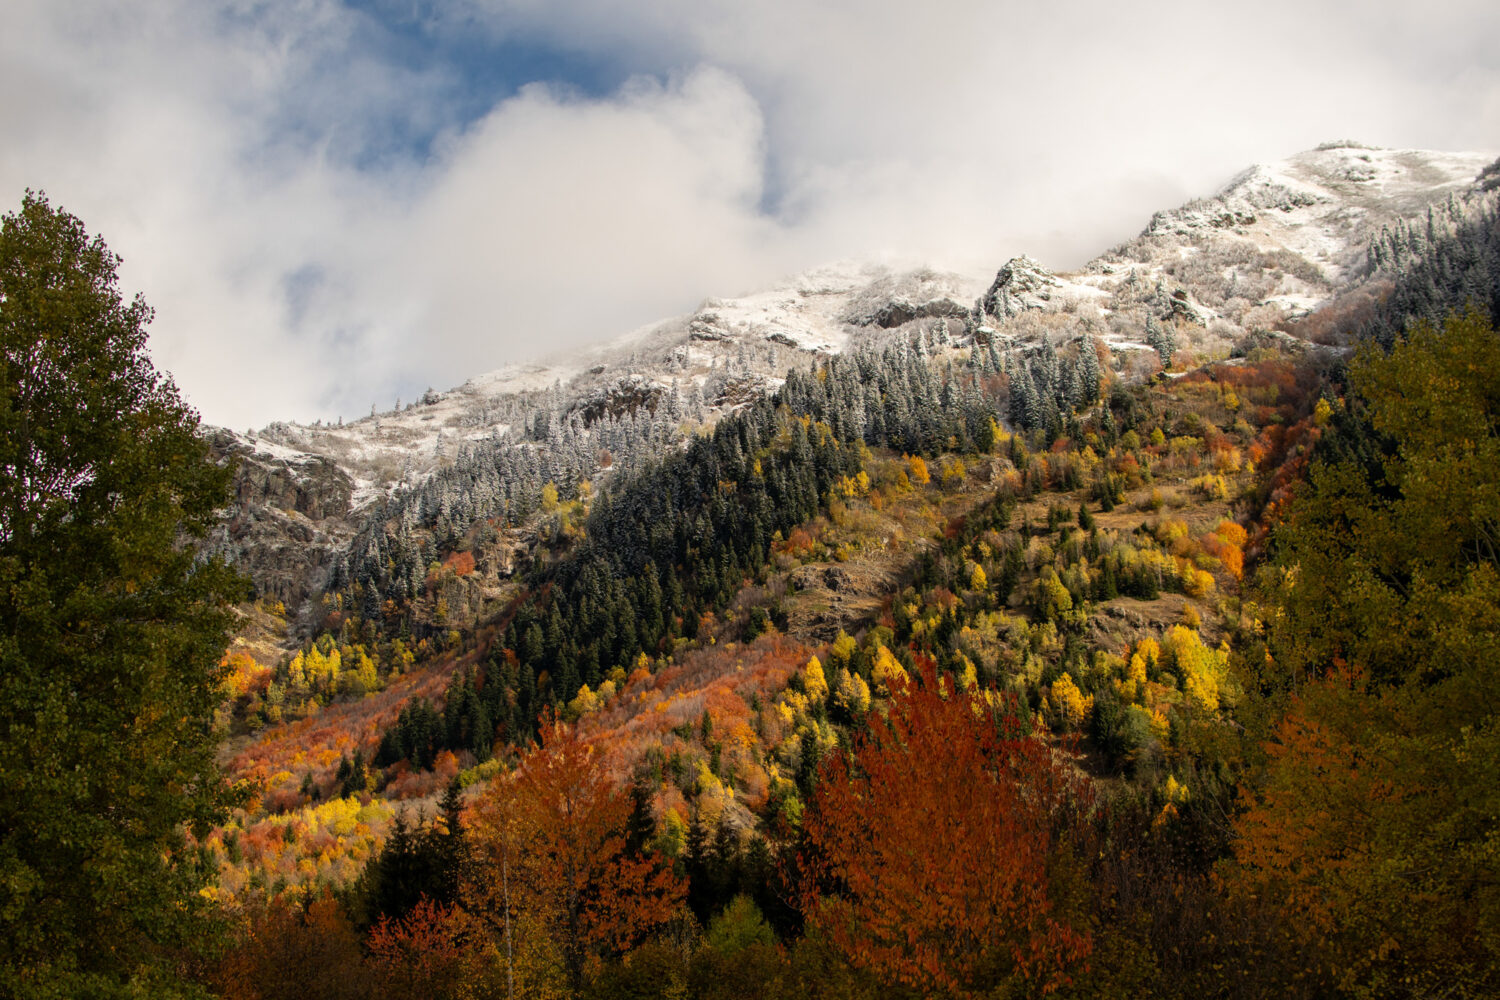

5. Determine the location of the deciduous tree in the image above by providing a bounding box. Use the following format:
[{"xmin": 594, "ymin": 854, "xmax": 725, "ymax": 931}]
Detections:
[
  {"xmin": 0, "ymin": 192, "xmax": 243, "ymax": 997},
  {"xmin": 1238, "ymin": 311, "xmax": 1500, "ymax": 995},
  {"xmin": 367, "ymin": 897, "xmax": 475, "ymax": 1000},
  {"xmin": 801, "ymin": 662, "xmax": 1092, "ymax": 998},
  {"xmin": 468, "ymin": 720, "xmax": 685, "ymax": 990}
]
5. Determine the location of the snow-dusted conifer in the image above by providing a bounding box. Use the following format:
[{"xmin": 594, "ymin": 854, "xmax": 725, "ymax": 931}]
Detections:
[{"xmin": 1079, "ymin": 335, "xmax": 1101, "ymax": 402}]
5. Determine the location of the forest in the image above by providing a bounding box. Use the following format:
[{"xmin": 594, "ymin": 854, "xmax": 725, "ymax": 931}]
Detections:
[{"xmin": 2, "ymin": 174, "xmax": 1498, "ymax": 1000}]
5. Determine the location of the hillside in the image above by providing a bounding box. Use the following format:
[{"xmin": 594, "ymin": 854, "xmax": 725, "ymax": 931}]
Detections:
[
  {"xmin": 205, "ymin": 144, "xmax": 1488, "ymax": 642},
  {"xmin": 195, "ymin": 144, "xmax": 1500, "ymax": 999}
]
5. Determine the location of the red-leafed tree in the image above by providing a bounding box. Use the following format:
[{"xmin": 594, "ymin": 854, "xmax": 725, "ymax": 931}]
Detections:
[
  {"xmin": 801, "ymin": 662, "xmax": 1092, "ymax": 998},
  {"xmin": 367, "ymin": 897, "xmax": 474, "ymax": 1000}
]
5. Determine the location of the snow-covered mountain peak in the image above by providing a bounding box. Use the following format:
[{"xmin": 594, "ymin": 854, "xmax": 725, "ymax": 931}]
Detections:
[
  {"xmin": 237, "ymin": 262, "xmax": 982, "ymax": 505},
  {"xmin": 209, "ymin": 142, "xmax": 1500, "ymax": 620},
  {"xmin": 1146, "ymin": 143, "xmax": 1494, "ymax": 284}
]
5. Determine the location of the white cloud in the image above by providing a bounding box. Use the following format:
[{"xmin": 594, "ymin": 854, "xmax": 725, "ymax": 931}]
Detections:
[
  {"xmin": 3, "ymin": 0, "xmax": 1498, "ymax": 428},
  {"xmin": 389, "ymin": 66, "xmax": 782, "ymax": 387}
]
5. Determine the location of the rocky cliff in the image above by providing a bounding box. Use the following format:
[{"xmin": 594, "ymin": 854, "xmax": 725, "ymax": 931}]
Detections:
[{"xmin": 205, "ymin": 430, "xmax": 357, "ymax": 615}]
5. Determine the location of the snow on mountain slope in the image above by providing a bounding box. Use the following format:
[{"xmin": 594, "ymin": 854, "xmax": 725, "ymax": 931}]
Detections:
[
  {"xmin": 228, "ymin": 143, "xmax": 1493, "ymax": 478},
  {"xmin": 237, "ymin": 145, "xmax": 1491, "ymax": 504},
  {"xmin": 209, "ymin": 142, "xmax": 1496, "ymax": 621},
  {"xmin": 966, "ymin": 142, "xmax": 1500, "ymax": 365},
  {"xmin": 206, "ymin": 260, "xmax": 980, "ymax": 626},
  {"xmin": 240, "ymin": 261, "xmax": 981, "ymax": 507},
  {"xmin": 1142, "ymin": 142, "xmax": 1492, "ymax": 283}
]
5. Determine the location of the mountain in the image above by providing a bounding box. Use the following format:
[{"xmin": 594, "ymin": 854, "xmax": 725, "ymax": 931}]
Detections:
[
  {"xmin": 197, "ymin": 141, "xmax": 1500, "ymax": 997},
  {"xmin": 206, "ymin": 261, "xmax": 984, "ymax": 627},
  {"xmin": 206, "ymin": 142, "xmax": 1492, "ymax": 641}
]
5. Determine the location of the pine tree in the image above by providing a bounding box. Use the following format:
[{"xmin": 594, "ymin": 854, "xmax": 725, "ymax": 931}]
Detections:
[
  {"xmin": 1078, "ymin": 334, "xmax": 1101, "ymax": 402},
  {"xmin": 1146, "ymin": 315, "xmax": 1176, "ymax": 370},
  {"xmin": 1009, "ymin": 363, "xmax": 1036, "ymax": 429},
  {"xmin": 1063, "ymin": 362, "xmax": 1084, "ymax": 411}
]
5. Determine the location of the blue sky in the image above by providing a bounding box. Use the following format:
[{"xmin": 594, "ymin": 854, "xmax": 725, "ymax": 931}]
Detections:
[
  {"xmin": 321, "ymin": 1, "xmax": 628, "ymax": 165},
  {"xmin": 4, "ymin": 0, "xmax": 1499, "ymax": 428}
]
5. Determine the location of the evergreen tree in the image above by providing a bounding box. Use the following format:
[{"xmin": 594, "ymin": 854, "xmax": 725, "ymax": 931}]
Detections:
[
  {"xmin": 624, "ymin": 778, "xmax": 658, "ymax": 856},
  {"xmin": 339, "ymin": 750, "xmax": 368, "ymax": 798},
  {"xmin": 1079, "ymin": 334, "xmax": 1101, "ymax": 402},
  {"xmin": 1145, "ymin": 315, "xmax": 1171, "ymax": 369},
  {"xmin": 1009, "ymin": 363, "xmax": 1037, "ymax": 429}
]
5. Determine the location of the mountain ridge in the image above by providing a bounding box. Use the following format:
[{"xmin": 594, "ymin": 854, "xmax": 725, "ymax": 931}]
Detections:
[{"xmin": 207, "ymin": 141, "xmax": 1497, "ymax": 637}]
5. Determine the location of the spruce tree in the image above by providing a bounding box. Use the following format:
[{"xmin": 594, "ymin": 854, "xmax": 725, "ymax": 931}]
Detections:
[
  {"xmin": 1079, "ymin": 334, "xmax": 1101, "ymax": 402},
  {"xmin": 1146, "ymin": 315, "xmax": 1176, "ymax": 370}
]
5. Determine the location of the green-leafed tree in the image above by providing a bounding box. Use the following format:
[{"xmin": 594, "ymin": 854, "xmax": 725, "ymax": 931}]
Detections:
[
  {"xmin": 1237, "ymin": 310, "xmax": 1500, "ymax": 996},
  {"xmin": 1258, "ymin": 308, "xmax": 1500, "ymax": 691},
  {"xmin": 0, "ymin": 192, "xmax": 244, "ymax": 998}
]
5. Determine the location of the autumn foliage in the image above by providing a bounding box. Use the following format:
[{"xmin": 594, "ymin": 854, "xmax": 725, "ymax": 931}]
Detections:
[
  {"xmin": 367, "ymin": 897, "xmax": 475, "ymax": 1000},
  {"xmin": 1232, "ymin": 313, "xmax": 1500, "ymax": 995},
  {"xmin": 442, "ymin": 550, "xmax": 477, "ymax": 577},
  {"xmin": 216, "ymin": 893, "xmax": 372, "ymax": 1000},
  {"xmin": 467, "ymin": 719, "xmax": 686, "ymax": 988},
  {"xmin": 801, "ymin": 661, "xmax": 1092, "ymax": 998}
]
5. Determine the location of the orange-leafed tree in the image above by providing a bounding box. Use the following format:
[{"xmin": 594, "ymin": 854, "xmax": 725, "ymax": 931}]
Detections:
[
  {"xmin": 468, "ymin": 719, "xmax": 685, "ymax": 990},
  {"xmin": 465, "ymin": 769, "xmax": 549, "ymax": 1000},
  {"xmin": 801, "ymin": 662, "xmax": 1092, "ymax": 998},
  {"xmin": 216, "ymin": 893, "xmax": 373, "ymax": 1000},
  {"xmin": 367, "ymin": 897, "xmax": 475, "ymax": 1000}
]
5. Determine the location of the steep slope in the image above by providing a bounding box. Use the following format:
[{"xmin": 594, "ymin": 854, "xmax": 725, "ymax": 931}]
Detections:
[
  {"xmin": 248, "ymin": 261, "xmax": 978, "ymax": 487},
  {"xmin": 200, "ymin": 145, "xmax": 1500, "ymax": 999},
  {"xmin": 971, "ymin": 142, "xmax": 1493, "ymax": 360},
  {"xmin": 205, "ymin": 430, "xmax": 357, "ymax": 613},
  {"xmin": 209, "ymin": 143, "xmax": 1494, "ymax": 641},
  {"xmin": 210, "ymin": 262, "xmax": 982, "ymax": 629}
]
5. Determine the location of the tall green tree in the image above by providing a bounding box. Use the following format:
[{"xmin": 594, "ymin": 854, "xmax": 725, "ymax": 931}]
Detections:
[
  {"xmin": 1237, "ymin": 310, "xmax": 1500, "ymax": 996},
  {"xmin": 1258, "ymin": 308, "xmax": 1500, "ymax": 691},
  {"xmin": 0, "ymin": 192, "xmax": 244, "ymax": 997}
]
